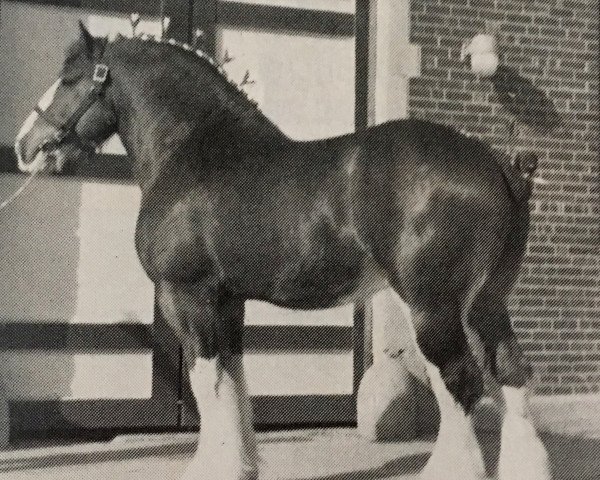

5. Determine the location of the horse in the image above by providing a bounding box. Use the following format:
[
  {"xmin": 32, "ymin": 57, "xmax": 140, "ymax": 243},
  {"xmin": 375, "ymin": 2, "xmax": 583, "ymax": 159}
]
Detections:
[{"xmin": 14, "ymin": 23, "xmax": 552, "ymax": 480}]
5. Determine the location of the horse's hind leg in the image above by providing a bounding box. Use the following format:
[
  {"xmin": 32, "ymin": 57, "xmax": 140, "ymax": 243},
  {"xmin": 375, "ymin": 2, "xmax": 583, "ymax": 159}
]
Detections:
[
  {"xmin": 390, "ymin": 293, "xmax": 486, "ymax": 480},
  {"xmin": 158, "ymin": 282, "xmax": 258, "ymax": 480},
  {"xmin": 470, "ymin": 300, "xmax": 552, "ymax": 480}
]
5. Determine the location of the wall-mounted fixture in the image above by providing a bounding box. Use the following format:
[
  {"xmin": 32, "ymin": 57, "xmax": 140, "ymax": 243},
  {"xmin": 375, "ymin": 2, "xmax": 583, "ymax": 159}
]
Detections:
[{"xmin": 461, "ymin": 34, "xmax": 498, "ymax": 77}]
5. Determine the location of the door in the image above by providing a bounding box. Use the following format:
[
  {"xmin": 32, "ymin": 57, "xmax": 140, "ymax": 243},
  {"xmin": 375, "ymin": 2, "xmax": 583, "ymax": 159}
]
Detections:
[
  {"xmin": 178, "ymin": 0, "xmax": 362, "ymax": 428},
  {"xmin": 0, "ymin": 0, "xmax": 365, "ymax": 434}
]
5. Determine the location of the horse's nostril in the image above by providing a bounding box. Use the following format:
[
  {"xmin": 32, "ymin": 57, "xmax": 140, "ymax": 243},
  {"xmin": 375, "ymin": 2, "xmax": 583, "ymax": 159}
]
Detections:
[{"xmin": 14, "ymin": 135, "xmax": 45, "ymax": 172}]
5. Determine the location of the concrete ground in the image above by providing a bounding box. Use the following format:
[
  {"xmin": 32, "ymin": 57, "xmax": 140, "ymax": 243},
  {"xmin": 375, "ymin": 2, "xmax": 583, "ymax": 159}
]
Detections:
[{"xmin": 0, "ymin": 428, "xmax": 599, "ymax": 480}]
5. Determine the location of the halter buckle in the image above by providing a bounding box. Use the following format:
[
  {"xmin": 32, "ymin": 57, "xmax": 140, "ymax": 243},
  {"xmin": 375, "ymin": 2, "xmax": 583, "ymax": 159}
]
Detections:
[{"xmin": 93, "ymin": 64, "xmax": 109, "ymax": 83}]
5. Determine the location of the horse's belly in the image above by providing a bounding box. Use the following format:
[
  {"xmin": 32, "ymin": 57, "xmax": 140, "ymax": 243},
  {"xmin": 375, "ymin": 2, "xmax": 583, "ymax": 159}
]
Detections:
[
  {"xmin": 263, "ymin": 256, "xmax": 388, "ymax": 310},
  {"xmin": 333, "ymin": 262, "xmax": 389, "ymax": 306}
]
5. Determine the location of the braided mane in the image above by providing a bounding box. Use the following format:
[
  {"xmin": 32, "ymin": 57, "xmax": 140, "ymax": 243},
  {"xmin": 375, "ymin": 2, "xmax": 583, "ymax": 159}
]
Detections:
[{"xmin": 133, "ymin": 33, "xmax": 260, "ymax": 110}]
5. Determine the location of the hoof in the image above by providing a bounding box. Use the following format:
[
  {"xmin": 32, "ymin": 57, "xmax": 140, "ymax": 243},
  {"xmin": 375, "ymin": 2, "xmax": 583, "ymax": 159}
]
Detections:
[
  {"xmin": 498, "ymin": 415, "xmax": 552, "ymax": 480},
  {"xmin": 420, "ymin": 444, "xmax": 486, "ymax": 480}
]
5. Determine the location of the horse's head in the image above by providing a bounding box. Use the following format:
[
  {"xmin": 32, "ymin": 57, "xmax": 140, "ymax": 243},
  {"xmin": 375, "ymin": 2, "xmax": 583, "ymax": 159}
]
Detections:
[{"xmin": 15, "ymin": 22, "xmax": 116, "ymax": 173}]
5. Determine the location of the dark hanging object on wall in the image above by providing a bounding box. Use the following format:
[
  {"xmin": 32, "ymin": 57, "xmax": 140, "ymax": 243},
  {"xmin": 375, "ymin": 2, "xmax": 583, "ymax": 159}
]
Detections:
[{"xmin": 491, "ymin": 66, "xmax": 561, "ymax": 132}]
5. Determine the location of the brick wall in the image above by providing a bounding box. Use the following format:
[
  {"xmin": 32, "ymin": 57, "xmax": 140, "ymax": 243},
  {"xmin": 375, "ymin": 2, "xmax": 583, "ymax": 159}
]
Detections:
[{"xmin": 409, "ymin": 0, "xmax": 599, "ymax": 394}]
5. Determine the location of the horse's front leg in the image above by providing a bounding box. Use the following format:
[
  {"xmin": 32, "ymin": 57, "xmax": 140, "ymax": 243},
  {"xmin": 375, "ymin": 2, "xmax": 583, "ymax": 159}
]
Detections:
[
  {"xmin": 158, "ymin": 282, "xmax": 258, "ymax": 480},
  {"xmin": 187, "ymin": 354, "xmax": 258, "ymax": 480}
]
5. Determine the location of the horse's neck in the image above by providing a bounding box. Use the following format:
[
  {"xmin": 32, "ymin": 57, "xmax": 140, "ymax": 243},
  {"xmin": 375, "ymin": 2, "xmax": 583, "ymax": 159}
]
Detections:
[{"xmin": 109, "ymin": 45, "xmax": 289, "ymax": 191}]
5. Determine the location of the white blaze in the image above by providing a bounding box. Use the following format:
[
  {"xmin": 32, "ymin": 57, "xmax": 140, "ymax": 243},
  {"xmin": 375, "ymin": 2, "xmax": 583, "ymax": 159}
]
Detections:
[{"xmin": 15, "ymin": 79, "xmax": 62, "ymax": 172}]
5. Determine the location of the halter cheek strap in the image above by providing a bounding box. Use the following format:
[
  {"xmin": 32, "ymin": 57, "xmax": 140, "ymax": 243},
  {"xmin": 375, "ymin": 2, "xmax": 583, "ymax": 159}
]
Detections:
[{"xmin": 35, "ymin": 63, "xmax": 110, "ymax": 153}]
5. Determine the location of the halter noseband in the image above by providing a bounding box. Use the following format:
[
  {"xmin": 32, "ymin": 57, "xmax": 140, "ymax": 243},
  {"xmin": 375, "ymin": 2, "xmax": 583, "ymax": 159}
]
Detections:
[{"xmin": 35, "ymin": 63, "xmax": 110, "ymax": 153}]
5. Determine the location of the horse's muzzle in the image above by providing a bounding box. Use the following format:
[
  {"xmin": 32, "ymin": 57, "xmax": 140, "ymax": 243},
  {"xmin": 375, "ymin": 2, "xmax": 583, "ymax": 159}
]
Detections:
[{"xmin": 16, "ymin": 136, "xmax": 66, "ymax": 174}]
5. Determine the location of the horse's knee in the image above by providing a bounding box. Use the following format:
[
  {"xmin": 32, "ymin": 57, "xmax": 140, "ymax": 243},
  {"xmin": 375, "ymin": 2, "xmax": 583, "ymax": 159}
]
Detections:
[
  {"xmin": 469, "ymin": 303, "xmax": 531, "ymax": 388},
  {"xmin": 159, "ymin": 282, "xmax": 245, "ymax": 367}
]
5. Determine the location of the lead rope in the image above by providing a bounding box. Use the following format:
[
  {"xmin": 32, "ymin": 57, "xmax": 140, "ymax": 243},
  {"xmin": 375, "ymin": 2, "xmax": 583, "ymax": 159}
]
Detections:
[
  {"xmin": 0, "ymin": 169, "xmax": 39, "ymax": 211},
  {"xmin": 160, "ymin": 0, "xmax": 166, "ymax": 39}
]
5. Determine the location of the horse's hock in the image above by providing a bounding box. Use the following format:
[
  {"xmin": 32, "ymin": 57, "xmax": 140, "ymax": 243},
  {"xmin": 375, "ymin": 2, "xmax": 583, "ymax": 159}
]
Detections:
[{"xmin": 357, "ymin": 355, "xmax": 418, "ymax": 441}]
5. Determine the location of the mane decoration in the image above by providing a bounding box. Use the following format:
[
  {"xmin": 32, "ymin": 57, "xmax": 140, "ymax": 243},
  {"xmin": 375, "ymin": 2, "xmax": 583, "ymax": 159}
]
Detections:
[{"xmin": 121, "ymin": 14, "xmax": 260, "ymax": 110}]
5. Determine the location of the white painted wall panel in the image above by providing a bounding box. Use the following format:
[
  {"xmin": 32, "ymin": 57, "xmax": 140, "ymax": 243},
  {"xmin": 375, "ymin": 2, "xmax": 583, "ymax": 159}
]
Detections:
[
  {"xmin": 87, "ymin": 13, "xmax": 164, "ymax": 40},
  {"xmin": 0, "ymin": 174, "xmax": 153, "ymax": 401},
  {"xmin": 72, "ymin": 182, "xmax": 154, "ymax": 325},
  {"xmin": 245, "ymin": 351, "xmax": 353, "ymax": 396},
  {"xmin": 0, "ymin": 351, "xmax": 153, "ymax": 400},
  {"xmin": 219, "ymin": 0, "xmax": 355, "ymax": 13},
  {"xmin": 245, "ymin": 301, "xmax": 353, "ymax": 326},
  {"xmin": 0, "ymin": 175, "xmax": 152, "ymax": 325},
  {"xmin": 0, "ymin": 175, "xmax": 86, "ymax": 322}
]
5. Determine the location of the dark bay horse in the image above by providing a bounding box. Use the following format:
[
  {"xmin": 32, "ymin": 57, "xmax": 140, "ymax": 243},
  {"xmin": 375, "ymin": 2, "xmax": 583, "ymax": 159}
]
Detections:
[{"xmin": 15, "ymin": 24, "xmax": 552, "ymax": 480}]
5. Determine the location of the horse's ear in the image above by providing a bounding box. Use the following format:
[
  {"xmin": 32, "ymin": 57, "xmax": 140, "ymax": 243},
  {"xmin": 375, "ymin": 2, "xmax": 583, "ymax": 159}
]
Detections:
[{"xmin": 78, "ymin": 20, "xmax": 95, "ymax": 58}]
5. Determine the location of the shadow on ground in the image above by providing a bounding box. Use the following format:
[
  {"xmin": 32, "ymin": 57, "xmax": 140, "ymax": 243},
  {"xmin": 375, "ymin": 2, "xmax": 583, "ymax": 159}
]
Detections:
[
  {"xmin": 0, "ymin": 442, "xmax": 194, "ymax": 473},
  {"xmin": 478, "ymin": 431, "xmax": 600, "ymax": 480},
  {"xmin": 295, "ymin": 453, "xmax": 428, "ymax": 480},
  {"xmin": 293, "ymin": 431, "xmax": 600, "ymax": 480},
  {"xmin": 542, "ymin": 433, "xmax": 600, "ymax": 480},
  {"xmin": 1, "ymin": 429, "xmax": 600, "ymax": 479}
]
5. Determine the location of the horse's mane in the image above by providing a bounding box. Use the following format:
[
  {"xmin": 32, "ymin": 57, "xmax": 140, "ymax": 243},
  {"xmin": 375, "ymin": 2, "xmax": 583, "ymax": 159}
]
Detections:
[
  {"xmin": 110, "ymin": 34, "xmax": 264, "ymax": 117},
  {"xmin": 141, "ymin": 35, "xmax": 259, "ymax": 105},
  {"xmin": 98, "ymin": 33, "xmax": 288, "ymax": 153},
  {"xmin": 60, "ymin": 30, "xmax": 278, "ymax": 131}
]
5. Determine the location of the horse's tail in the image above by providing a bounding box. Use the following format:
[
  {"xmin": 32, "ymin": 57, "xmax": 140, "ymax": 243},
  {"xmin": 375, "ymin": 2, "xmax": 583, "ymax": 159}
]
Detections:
[
  {"xmin": 495, "ymin": 150, "xmax": 539, "ymax": 203},
  {"xmin": 514, "ymin": 151, "xmax": 538, "ymax": 179}
]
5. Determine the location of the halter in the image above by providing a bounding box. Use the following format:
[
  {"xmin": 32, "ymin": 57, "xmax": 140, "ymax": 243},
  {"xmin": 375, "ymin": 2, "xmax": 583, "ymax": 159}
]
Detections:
[{"xmin": 34, "ymin": 63, "xmax": 110, "ymax": 153}]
